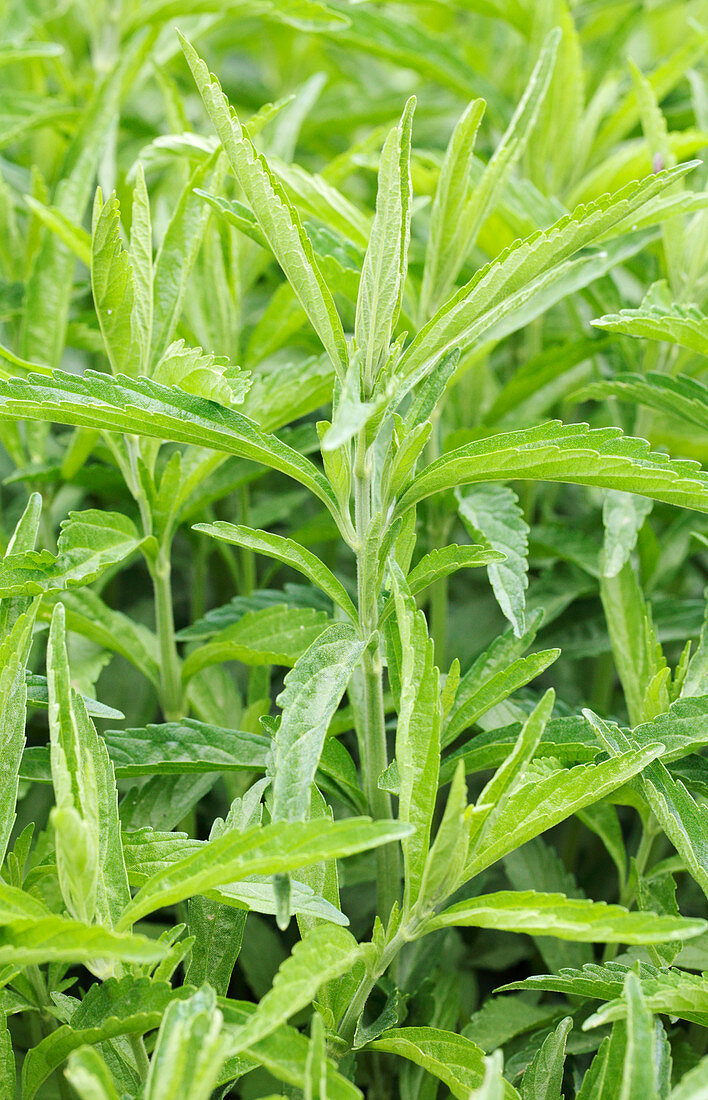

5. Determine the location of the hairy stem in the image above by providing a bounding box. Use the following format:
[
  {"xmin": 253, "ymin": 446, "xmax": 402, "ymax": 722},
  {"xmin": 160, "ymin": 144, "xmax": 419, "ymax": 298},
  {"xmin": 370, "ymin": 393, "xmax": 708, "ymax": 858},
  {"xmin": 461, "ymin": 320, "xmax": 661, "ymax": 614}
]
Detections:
[
  {"xmin": 338, "ymin": 924, "xmax": 408, "ymax": 1046},
  {"xmin": 353, "ymin": 431, "xmax": 400, "ymax": 921},
  {"xmin": 151, "ymin": 549, "xmax": 183, "ymax": 721}
]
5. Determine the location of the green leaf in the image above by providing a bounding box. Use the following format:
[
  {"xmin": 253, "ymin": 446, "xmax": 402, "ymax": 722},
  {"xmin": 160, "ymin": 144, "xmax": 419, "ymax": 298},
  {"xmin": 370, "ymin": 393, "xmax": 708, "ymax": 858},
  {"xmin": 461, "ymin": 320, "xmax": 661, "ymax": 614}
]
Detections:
[
  {"xmin": 65, "ymin": 1047, "xmax": 121, "ymax": 1100},
  {"xmin": 587, "ymin": 710, "xmax": 708, "ymax": 902},
  {"xmin": 355, "ymin": 96, "xmax": 414, "ymax": 386},
  {"xmin": 0, "ymin": 510, "xmax": 147, "ymax": 597},
  {"xmin": 0, "ymin": 916, "xmax": 164, "ymax": 978},
  {"xmin": 600, "ymin": 559, "xmax": 668, "ymax": 727},
  {"xmin": 180, "ymin": 34, "xmax": 348, "ymax": 383},
  {"xmin": 56, "ymin": 588, "xmax": 160, "ymax": 688},
  {"xmin": 91, "ymin": 190, "xmax": 141, "ymax": 378},
  {"xmin": 602, "ymin": 491, "xmax": 653, "ymax": 579},
  {"xmin": 47, "ymin": 604, "xmax": 130, "ymax": 930},
  {"xmin": 389, "ymin": 566, "xmax": 441, "ymax": 906},
  {"xmin": 145, "ymin": 986, "xmax": 228, "ymax": 1100},
  {"xmin": 367, "ymin": 1027, "xmax": 519, "ymax": 1100},
  {"xmin": 181, "ymin": 605, "xmax": 331, "ymax": 681},
  {"xmin": 393, "ymin": 164, "xmax": 694, "ymax": 399},
  {"xmin": 0, "ymin": 371, "xmax": 338, "ymax": 515},
  {"xmin": 444, "ymin": 649, "xmax": 559, "ymax": 746},
  {"xmin": 217, "ymin": 999, "xmax": 361, "ymax": 1100},
  {"xmin": 463, "ymin": 28, "xmax": 559, "ymax": 266},
  {"xmin": 151, "ymin": 152, "xmax": 222, "ymax": 366},
  {"xmin": 130, "ymin": 163, "xmax": 153, "ymax": 373},
  {"xmin": 194, "ymin": 522, "xmax": 357, "ymax": 621},
  {"xmin": 21, "ymin": 976, "xmax": 185, "ymax": 1100},
  {"xmin": 0, "ymin": 1011, "xmax": 13, "ymax": 1100},
  {"xmin": 229, "ymin": 925, "xmax": 367, "ymax": 1055},
  {"xmin": 458, "ymin": 483, "xmax": 530, "ymax": 637},
  {"xmin": 117, "ymin": 816, "xmax": 410, "ymax": 929},
  {"xmin": 20, "ymin": 37, "xmax": 150, "ymax": 371},
  {"xmin": 593, "ymin": 302, "xmax": 708, "ymax": 355},
  {"xmin": 465, "ymin": 743, "xmax": 666, "ymax": 877},
  {"xmin": 400, "ymin": 542, "xmax": 504, "ymax": 603},
  {"xmin": 419, "ymin": 96, "xmax": 486, "ymax": 318},
  {"xmin": 102, "ymin": 719, "xmax": 270, "ymax": 775},
  {"xmin": 23, "ymin": 195, "xmax": 91, "ymax": 265},
  {"xmin": 521, "ymin": 1016, "xmax": 572, "ymax": 1100},
  {"xmin": 397, "ymin": 421, "xmax": 708, "ymax": 517},
  {"xmin": 272, "ymin": 623, "xmax": 366, "ymax": 824},
  {"xmin": 470, "ymin": 1051, "xmax": 509, "ymax": 1100},
  {"xmin": 585, "ymin": 973, "xmax": 661, "ymax": 1100},
  {"xmin": 426, "ymin": 889, "xmax": 705, "ymax": 942},
  {"xmin": 0, "ymin": 606, "xmax": 36, "ymax": 863},
  {"xmin": 578, "ymin": 371, "xmax": 708, "ymax": 434}
]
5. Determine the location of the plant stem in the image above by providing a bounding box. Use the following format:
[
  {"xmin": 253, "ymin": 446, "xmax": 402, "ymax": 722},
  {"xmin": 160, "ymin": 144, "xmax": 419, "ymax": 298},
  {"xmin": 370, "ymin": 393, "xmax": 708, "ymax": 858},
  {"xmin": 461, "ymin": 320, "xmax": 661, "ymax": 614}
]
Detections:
[
  {"xmin": 339, "ymin": 925, "xmax": 408, "ymax": 1046},
  {"xmin": 353, "ymin": 431, "xmax": 400, "ymax": 922},
  {"xmin": 151, "ymin": 548, "xmax": 183, "ymax": 720}
]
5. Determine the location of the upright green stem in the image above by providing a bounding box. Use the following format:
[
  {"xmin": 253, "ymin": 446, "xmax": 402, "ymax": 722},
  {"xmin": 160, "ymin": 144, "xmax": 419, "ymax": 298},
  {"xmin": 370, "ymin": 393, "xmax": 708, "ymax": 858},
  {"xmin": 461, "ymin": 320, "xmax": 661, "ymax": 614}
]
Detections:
[
  {"xmin": 426, "ymin": 409, "xmax": 448, "ymax": 666},
  {"xmin": 151, "ymin": 547, "xmax": 183, "ymax": 721},
  {"xmin": 353, "ymin": 431, "xmax": 400, "ymax": 921}
]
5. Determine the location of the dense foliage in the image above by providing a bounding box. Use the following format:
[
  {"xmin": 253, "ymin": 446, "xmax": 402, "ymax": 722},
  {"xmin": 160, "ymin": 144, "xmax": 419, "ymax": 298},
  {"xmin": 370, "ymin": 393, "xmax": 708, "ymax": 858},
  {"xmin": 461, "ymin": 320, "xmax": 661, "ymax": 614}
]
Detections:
[{"xmin": 3, "ymin": 1, "xmax": 708, "ymax": 1096}]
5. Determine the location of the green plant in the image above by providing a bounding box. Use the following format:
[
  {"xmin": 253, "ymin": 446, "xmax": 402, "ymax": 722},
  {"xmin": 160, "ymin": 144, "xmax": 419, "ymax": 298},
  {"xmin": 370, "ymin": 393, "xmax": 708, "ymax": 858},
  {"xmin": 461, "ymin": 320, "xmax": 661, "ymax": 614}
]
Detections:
[{"xmin": 3, "ymin": 2, "xmax": 708, "ymax": 1097}]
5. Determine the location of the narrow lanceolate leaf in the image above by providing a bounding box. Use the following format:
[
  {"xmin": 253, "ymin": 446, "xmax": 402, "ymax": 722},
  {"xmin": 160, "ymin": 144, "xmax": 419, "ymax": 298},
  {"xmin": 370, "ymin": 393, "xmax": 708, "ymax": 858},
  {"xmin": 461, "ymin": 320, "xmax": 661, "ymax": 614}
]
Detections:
[
  {"xmin": 406, "ymin": 542, "xmax": 503, "ymax": 597},
  {"xmin": 419, "ymin": 97, "xmax": 485, "ymax": 319},
  {"xmin": 582, "ymin": 973, "xmax": 661, "ymax": 1100},
  {"xmin": 0, "ymin": 607, "xmax": 36, "ymax": 863},
  {"xmin": 0, "ymin": 492, "xmax": 42, "ymax": 635},
  {"xmin": 367, "ymin": 1028, "xmax": 519, "ymax": 1100},
  {"xmin": 444, "ymin": 649, "xmax": 559, "ymax": 746},
  {"xmin": 47, "ymin": 604, "xmax": 130, "ymax": 929},
  {"xmin": 228, "ymin": 926, "xmax": 368, "ymax": 1055},
  {"xmin": 21, "ymin": 976, "xmax": 189, "ymax": 1100},
  {"xmin": 0, "ymin": 916, "xmax": 164, "ymax": 976},
  {"xmin": 20, "ymin": 37, "xmax": 149, "ymax": 371},
  {"xmin": 194, "ymin": 522, "xmax": 358, "ymax": 622},
  {"xmin": 457, "ymin": 28, "xmax": 559, "ymax": 275},
  {"xmin": 602, "ymin": 491, "xmax": 653, "ymax": 579},
  {"xmin": 0, "ymin": 371, "xmax": 338, "ymax": 515},
  {"xmin": 65, "ymin": 1047, "xmax": 121, "ymax": 1100},
  {"xmin": 600, "ymin": 560, "xmax": 667, "ymax": 727},
  {"xmin": 129, "ymin": 163, "xmax": 152, "ymax": 372},
  {"xmin": 101, "ymin": 720, "xmax": 270, "ymax": 775},
  {"xmin": 592, "ymin": 304, "xmax": 708, "ymax": 357},
  {"xmin": 578, "ymin": 371, "xmax": 708, "ymax": 434},
  {"xmin": 521, "ymin": 1016, "xmax": 572, "ymax": 1100},
  {"xmin": 117, "ymin": 817, "xmax": 411, "ymax": 929},
  {"xmin": 180, "ymin": 35, "xmax": 348, "ymax": 382},
  {"xmin": 396, "ymin": 422, "xmax": 708, "ymax": 516},
  {"xmin": 577, "ymin": 967, "xmax": 708, "ymax": 1029},
  {"xmin": 0, "ymin": 1013, "xmax": 13, "ymax": 1100},
  {"xmin": 390, "ymin": 568, "xmax": 441, "ymax": 906},
  {"xmin": 587, "ymin": 710, "xmax": 708, "ymax": 901},
  {"xmin": 465, "ymin": 744, "xmax": 666, "ymax": 877},
  {"xmin": 457, "ymin": 484, "xmax": 529, "ymax": 637},
  {"xmin": 426, "ymin": 891, "xmax": 705, "ymax": 942},
  {"xmin": 0, "ymin": 510, "xmax": 147, "ymax": 597},
  {"xmin": 181, "ymin": 605, "xmax": 331, "ymax": 682},
  {"xmin": 151, "ymin": 153, "xmax": 221, "ymax": 366},
  {"xmin": 91, "ymin": 190, "xmax": 141, "ymax": 377},
  {"xmin": 271, "ymin": 624, "xmax": 366, "ymax": 824},
  {"xmin": 392, "ymin": 164, "xmax": 695, "ymax": 398},
  {"xmin": 217, "ymin": 1002, "xmax": 361, "ymax": 1100},
  {"xmin": 145, "ymin": 987, "xmax": 228, "ymax": 1100},
  {"xmin": 355, "ymin": 97, "xmax": 414, "ymax": 385}
]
